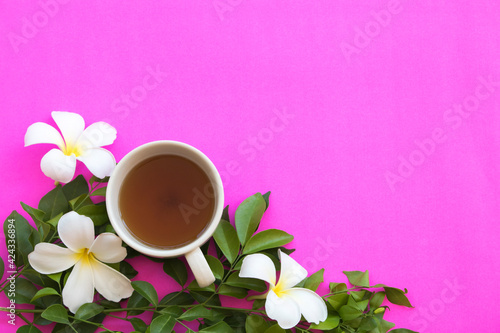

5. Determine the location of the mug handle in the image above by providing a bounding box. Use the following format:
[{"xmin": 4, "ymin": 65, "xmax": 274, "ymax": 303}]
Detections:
[{"xmin": 185, "ymin": 247, "xmax": 215, "ymax": 288}]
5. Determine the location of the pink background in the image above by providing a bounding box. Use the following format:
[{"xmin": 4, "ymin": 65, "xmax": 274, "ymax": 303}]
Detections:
[{"xmin": 1, "ymin": 1, "xmax": 499, "ymax": 332}]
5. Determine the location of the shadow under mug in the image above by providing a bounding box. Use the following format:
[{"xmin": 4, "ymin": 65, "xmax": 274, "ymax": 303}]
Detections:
[{"xmin": 106, "ymin": 140, "xmax": 224, "ymax": 287}]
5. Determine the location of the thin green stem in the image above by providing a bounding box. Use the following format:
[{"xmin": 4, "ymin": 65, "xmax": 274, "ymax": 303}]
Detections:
[
  {"xmin": 68, "ymin": 323, "xmax": 79, "ymax": 333},
  {"xmin": 175, "ymin": 318, "xmax": 192, "ymax": 330},
  {"xmin": 70, "ymin": 315, "xmax": 114, "ymax": 333},
  {"xmin": 73, "ymin": 180, "xmax": 103, "ymax": 211},
  {"xmin": 201, "ymin": 253, "xmax": 244, "ymax": 306},
  {"xmin": 0, "ymin": 266, "xmax": 28, "ymax": 293},
  {"xmin": 16, "ymin": 312, "xmax": 32, "ymax": 326}
]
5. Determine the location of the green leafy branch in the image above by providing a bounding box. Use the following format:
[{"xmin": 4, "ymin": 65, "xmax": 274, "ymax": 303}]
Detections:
[{"xmin": 0, "ymin": 176, "xmax": 417, "ymax": 333}]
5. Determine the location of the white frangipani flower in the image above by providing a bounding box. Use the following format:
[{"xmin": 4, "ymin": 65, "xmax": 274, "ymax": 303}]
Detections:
[
  {"xmin": 25, "ymin": 111, "xmax": 117, "ymax": 183},
  {"xmin": 28, "ymin": 211, "xmax": 133, "ymax": 313},
  {"xmin": 240, "ymin": 250, "xmax": 328, "ymax": 329}
]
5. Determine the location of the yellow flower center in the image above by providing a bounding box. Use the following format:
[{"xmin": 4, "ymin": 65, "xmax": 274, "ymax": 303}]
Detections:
[
  {"xmin": 272, "ymin": 281, "xmax": 287, "ymax": 298},
  {"xmin": 75, "ymin": 248, "xmax": 95, "ymax": 266},
  {"xmin": 62, "ymin": 143, "xmax": 82, "ymax": 157}
]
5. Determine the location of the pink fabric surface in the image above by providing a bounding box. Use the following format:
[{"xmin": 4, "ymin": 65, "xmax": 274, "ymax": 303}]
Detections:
[{"xmin": 1, "ymin": 1, "xmax": 499, "ymax": 332}]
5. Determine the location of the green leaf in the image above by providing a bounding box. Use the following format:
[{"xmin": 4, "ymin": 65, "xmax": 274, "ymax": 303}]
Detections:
[
  {"xmin": 159, "ymin": 291, "xmax": 194, "ymax": 306},
  {"xmin": 68, "ymin": 193, "xmax": 93, "ymax": 210},
  {"xmin": 150, "ymin": 314, "xmax": 175, "ymax": 333},
  {"xmin": 30, "ymin": 287, "xmax": 60, "ymax": 302},
  {"xmin": 130, "ymin": 318, "xmax": 148, "ymax": 333},
  {"xmin": 33, "ymin": 306, "xmax": 53, "ymax": 326},
  {"xmin": 91, "ymin": 186, "xmax": 107, "ymax": 196},
  {"xmin": 4, "ymin": 211, "xmax": 38, "ymax": 267},
  {"xmin": 356, "ymin": 299, "xmax": 370, "ymax": 311},
  {"xmin": 377, "ymin": 316, "xmax": 396, "ymax": 332},
  {"xmin": 359, "ymin": 317, "xmax": 378, "ymax": 331},
  {"xmin": 245, "ymin": 314, "xmax": 270, "ymax": 333},
  {"xmin": 264, "ymin": 324, "xmax": 286, "ymax": 333},
  {"xmin": 218, "ymin": 284, "xmax": 248, "ymax": 299},
  {"xmin": 188, "ymin": 279, "xmax": 215, "ymax": 292},
  {"xmin": 370, "ymin": 291, "xmax": 386, "ymax": 310},
  {"xmin": 179, "ymin": 305, "xmax": 225, "ymax": 322},
  {"xmin": 99, "ymin": 299, "xmax": 121, "ymax": 309},
  {"xmin": 22, "ymin": 268, "xmax": 59, "ymax": 290},
  {"xmin": 200, "ymin": 321, "xmax": 234, "ymax": 332},
  {"xmin": 225, "ymin": 272, "xmax": 267, "ymax": 292},
  {"xmin": 120, "ymin": 261, "xmax": 138, "ymax": 279},
  {"xmin": 20, "ymin": 202, "xmax": 53, "ymax": 241},
  {"xmin": 16, "ymin": 325, "xmax": 43, "ymax": 333},
  {"xmin": 7, "ymin": 278, "xmax": 37, "ymax": 304},
  {"xmin": 235, "ymin": 193, "xmax": 266, "ymax": 245},
  {"xmin": 47, "ymin": 272, "xmax": 62, "ymax": 283},
  {"xmin": 76, "ymin": 204, "xmax": 109, "ymax": 226},
  {"xmin": 327, "ymin": 293, "xmax": 349, "ymax": 311},
  {"xmin": 221, "ymin": 205, "xmax": 230, "ymax": 222},
  {"xmin": 205, "ymin": 255, "xmax": 224, "ymax": 280},
  {"xmin": 127, "ymin": 291, "xmax": 151, "ymax": 316},
  {"xmin": 212, "ymin": 220, "xmax": 239, "ymax": 264},
  {"xmin": 41, "ymin": 304, "xmax": 70, "ymax": 324},
  {"xmin": 20, "ymin": 202, "xmax": 46, "ymax": 222},
  {"xmin": 303, "ymin": 268, "xmax": 324, "ymax": 291},
  {"xmin": 223, "ymin": 312, "xmax": 247, "ymax": 330},
  {"xmin": 38, "ymin": 185, "xmax": 69, "ymax": 219},
  {"xmin": 159, "ymin": 306, "xmax": 183, "ymax": 318},
  {"xmin": 252, "ymin": 299, "xmax": 266, "ymax": 310},
  {"xmin": 46, "ymin": 212, "xmax": 63, "ymax": 228},
  {"xmin": 74, "ymin": 303, "xmax": 104, "ymax": 321},
  {"xmin": 338, "ymin": 304, "xmax": 363, "ymax": 321},
  {"xmin": 243, "ymin": 229, "xmax": 293, "ymax": 254},
  {"xmin": 310, "ymin": 314, "xmax": 340, "ymax": 330},
  {"xmin": 384, "ymin": 287, "xmax": 413, "ymax": 308},
  {"xmin": 351, "ymin": 290, "xmax": 367, "ymax": 301},
  {"xmin": 329, "ymin": 282, "xmax": 347, "ymax": 293},
  {"xmin": 162, "ymin": 258, "xmax": 188, "ymax": 286},
  {"xmin": 71, "ymin": 313, "xmax": 106, "ymax": 333},
  {"xmin": 89, "ymin": 175, "xmax": 109, "ymax": 185},
  {"xmin": 132, "ymin": 281, "xmax": 158, "ymax": 306},
  {"xmin": 189, "ymin": 290, "xmax": 221, "ymax": 306},
  {"xmin": 262, "ymin": 191, "xmax": 271, "ymax": 210},
  {"xmin": 62, "ymin": 175, "xmax": 89, "ymax": 201},
  {"xmin": 343, "ymin": 270, "xmax": 370, "ymax": 287},
  {"xmin": 390, "ymin": 329, "xmax": 419, "ymax": 333}
]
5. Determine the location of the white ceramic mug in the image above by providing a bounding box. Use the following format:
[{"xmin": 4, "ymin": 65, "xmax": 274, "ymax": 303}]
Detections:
[{"xmin": 106, "ymin": 141, "xmax": 224, "ymax": 287}]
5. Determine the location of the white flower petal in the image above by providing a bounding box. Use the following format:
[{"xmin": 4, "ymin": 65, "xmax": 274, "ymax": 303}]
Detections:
[
  {"xmin": 58, "ymin": 212, "xmax": 95, "ymax": 252},
  {"xmin": 89, "ymin": 233, "xmax": 127, "ymax": 263},
  {"xmin": 28, "ymin": 243, "xmax": 78, "ymax": 274},
  {"xmin": 239, "ymin": 253, "xmax": 276, "ymax": 286},
  {"xmin": 77, "ymin": 148, "xmax": 116, "ymax": 178},
  {"xmin": 51, "ymin": 111, "xmax": 85, "ymax": 148},
  {"xmin": 78, "ymin": 122, "xmax": 117, "ymax": 149},
  {"xmin": 277, "ymin": 250, "xmax": 308, "ymax": 290},
  {"xmin": 265, "ymin": 289, "xmax": 301, "ymax": 329},
  {"xmin": 90, "ymin": 258, "xmax": 133, "ymax": 302},
  {"xmin": 62, "ymin": 258, "xmax": 95, "ymax": 313},
  {"xmin": 285, "ymin": 288, "xmax": 328, "ymax": 325},
  {"xmin": 40, "ymin": 149, "xmax": 76, "ymax": 183},
  {"xmin": 24, "ymin": 122, "xmax": 64, "ymax": 149}
]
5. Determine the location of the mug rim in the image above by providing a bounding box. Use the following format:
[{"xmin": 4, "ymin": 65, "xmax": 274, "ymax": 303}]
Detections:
[{"xmin": 106, "ymin": 140, "xmax": 224, "ymax": 258}]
